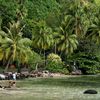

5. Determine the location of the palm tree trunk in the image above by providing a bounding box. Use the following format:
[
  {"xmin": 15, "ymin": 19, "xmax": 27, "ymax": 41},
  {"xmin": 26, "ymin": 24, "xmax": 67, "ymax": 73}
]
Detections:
[
  {"xmin": 55, "ymin": 42, "xmax": 56, "ymax": 54},
  {"xmin": 0, "ymin": 17, "xmax": 2, "ymax": 30},
  {"xmin": 17, "ymin": 60, "xmax": 21, "ymax": 73},
  {"xmin": 4, "ymin": 53, "xmax": 12, "ymax": 72},
  {"xmin": 35, "ymin": 63, "xmax": 38, "ymax": 70},
  {"xmin": 4, "ymin": 57, "xmax": 11, "ymax": 72},
  {"xmin": 39, "ymin": 50, "xmax": 42, "ymax": 55},
  {"xmin": 44, "ymin": 49, "xmax": 46, "ymax": 67}
]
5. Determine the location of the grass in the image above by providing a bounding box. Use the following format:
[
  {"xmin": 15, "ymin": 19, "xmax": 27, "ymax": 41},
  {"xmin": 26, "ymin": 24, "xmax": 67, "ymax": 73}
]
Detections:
[{"xmin": 0, "ymin": 75, "xmax": 100, "ymax": 100}]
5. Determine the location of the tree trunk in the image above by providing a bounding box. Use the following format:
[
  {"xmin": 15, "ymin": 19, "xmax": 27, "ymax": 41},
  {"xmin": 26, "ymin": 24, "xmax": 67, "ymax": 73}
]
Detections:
[
  {"xmin": 4, "ymin": 57, "xmax": 11, "ymax": 72},
  {"xmin": 35, "ymin": 63, "xmax": 38, "ymax": 71},
  {"xmin": 39, "ymin": 50, "xmax": 42, "ymax": 55},
  {"xmin": 17, "ymin": 60, "xmax": 21, "ymax": 73},
  {"xmin": 55, "ymin": 42, "xmax": 56, "ymax": 54},
  {"xmin": 44, "ymin": 49, "xmax": 46, "ymax": 67}
]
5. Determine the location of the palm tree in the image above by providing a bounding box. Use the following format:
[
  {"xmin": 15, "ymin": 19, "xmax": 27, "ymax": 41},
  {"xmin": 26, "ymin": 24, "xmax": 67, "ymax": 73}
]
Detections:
[
  {"xmin": 16, "ymin": 0, "xmax": 27, "ymax": 20},
  {"xmin": 0, "ymin": 21, "xmax": 32, "ymax": 71},
  {"xmin": 56, "ymin": 15, "xmax": 78, "ymax": 55},
  {"xmin": 62, "ymin": 0, "xmax": 93, "ymax": 38},
  {"xmin": 32, "ymin": 20, "xmax": 54, "ymax": 55},
  {"xmin": 32, "ymin": 20, "xmax": 54, "ymax": 67},
  {"xmin": 87, "ymin": 15, "xmax": 100, "ymax": 44},
  {"xmin": 73, "ymin": 0, "xmax": 91, "ymax": 37}
]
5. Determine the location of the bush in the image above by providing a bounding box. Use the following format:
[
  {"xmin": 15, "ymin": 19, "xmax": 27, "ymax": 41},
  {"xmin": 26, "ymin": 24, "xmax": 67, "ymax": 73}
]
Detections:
[
  {"xmin": 79, "ymin": 65, "xmax": 100, "ymax": 74},
  {"xmin": 47, "ymin": 53, "xmax": 62, "ymax": 62},
  {"xmin": 46, "ymin": 61, "xmax": 69, "ymax": 74},
  {"xmin": 46, "ymin": 53, "xmax": 69, "ymax": 74},
  {"xmin": 28, "ymin": 51, "xmax": 43, "ymax": 70},
  {"xmin": 68, "ymin": 51, "xmax": 100, "ymax": 74}
]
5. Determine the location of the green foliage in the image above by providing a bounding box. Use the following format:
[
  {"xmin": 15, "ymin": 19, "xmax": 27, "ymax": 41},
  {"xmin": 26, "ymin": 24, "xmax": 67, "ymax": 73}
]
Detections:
[
  {"xmin": 25, "ymin": 0, "xmax": 59, "ymax": 20},
  {"xmin": 47, "ymin": 53, "xmax": 62, "ymax": 63},
  {"xmin": 32, "ymin": 20, "xmax": 54, "ymax": 50},
  {"xmin": 0, "ymin": 0, "xmax": 100, "ymax": 74},
  {"xmin": 68, "ymin": 51, "xmax": 100, "ymax": 74},
  {"xmin": 67, "ymin": 38, "xmax": 100, "ymax": 74},
  {"xmin": 0, "ymin": 21, "xmax": 32, "ymax": 71},
  {"xmin": 87, "ymin": 13, "xmax": 100, "ymax": 44},
  {"xmin": 46, "ymin": 61, "xmax": 69, "ymax": 74},
  {"xmin": 0, "ymin": 0, "xmax": 18, "ymax": 19},
  {"xmin": 58, "ymin": 0, "xmax": 96, "ymax": 38},
  {"xmin": 46, "ymin": 53, "xmax": 69, "ymax": 74},
  {"xmin": 56, "ymin": 15, "xmax": 78, "ymax": 55},
  {"xmin": 78, "ymin": 53, "xmax": 100, "ymax": 74},
  {"xmin": 95, "ymin": 0, "xmax": 100, "ymax": 6},
  {"xmin": 28, "ymin": 51, "xmax": 43, "ymax": 70}
]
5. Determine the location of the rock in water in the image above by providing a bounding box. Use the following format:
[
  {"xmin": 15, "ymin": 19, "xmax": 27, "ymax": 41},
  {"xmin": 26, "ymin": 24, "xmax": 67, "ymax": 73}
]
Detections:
[{"xmin": 84, "ymin": 90, "xmax": 98, "ymax": 94}]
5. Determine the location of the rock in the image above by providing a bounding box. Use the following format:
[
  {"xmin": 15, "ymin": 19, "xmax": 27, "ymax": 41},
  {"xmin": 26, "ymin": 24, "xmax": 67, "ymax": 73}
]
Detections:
[
  {"xmin": 71, "ymin": 70, "xmax": 82, "ymax": 75},
  {"xmin": 0, "ymin": 85, "xmax": 2, "ymax": 88},
  {"xmin": 84, "ymin": 89, "xmax": 98, "ymax": 94},
  {"xmin": 0, "ymin": 74, "xmax": 6, "ymax": 80}
]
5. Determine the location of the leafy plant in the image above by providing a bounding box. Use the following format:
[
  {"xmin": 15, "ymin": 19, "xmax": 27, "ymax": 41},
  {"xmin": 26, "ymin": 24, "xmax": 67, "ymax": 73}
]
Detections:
[
  {"xmin": 46, "ymin": 53, "xmax": 69, "ymax": 74},
  {"xmin": 0, "ymin": 21, "xmax": 32, "ymax": 71},
  {"xmin": 47, "ymin": 53, "xmax": 62, "ymax": 63},
  {"xmin": 46, "ymin": 61, "xmax": 69, "ymax": 74},
  {"xmin": 56, "ymin": 15, "xmax": 78, "ymax": 55},
  {"xmin": 28, "ymin": 51, "xmax": 43, "ymax": 70}
]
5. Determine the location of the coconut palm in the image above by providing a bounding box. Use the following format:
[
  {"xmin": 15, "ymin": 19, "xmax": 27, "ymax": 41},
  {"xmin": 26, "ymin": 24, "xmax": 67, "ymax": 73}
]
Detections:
[
  {"xmin": 32, "ymin": 20, "xmax": 54, "ymax": 54},
  {"xmin": 62, "ymin": 0, "xmax": 93, "ymax": 37},
  {"xmin": 0, "ymin": 21, "xmax": 32, "ymax": 71},
  {"xmin": 16, "ymin": 0, "xmax": 27, "ymax": 20},
  {"xmin": 73, "ymin": 0, "xmax": 92, "ymax": 37},
  {"xmin": 56, "ymin": 15, "xmax": 78, "ymax": 55},
  {"xmin": 87, "ymin": 15, "xmax": 100, "ymax": 44},
  {"xmin": 32, "ymin": 20, "xmax": 54, "ymax": 67}
]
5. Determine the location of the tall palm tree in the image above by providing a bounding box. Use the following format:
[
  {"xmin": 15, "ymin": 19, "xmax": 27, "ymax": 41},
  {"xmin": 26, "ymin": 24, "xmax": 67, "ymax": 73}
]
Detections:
[
  {"xmin": 0, "ymin": 21, "xmax": 32, "ymax": 71},
  {"xmin": 56, "ymin": 15, "xmax": 78, "ymax": 55},
  {"xmin": 32, "ymin": 20, "xmax": 54, "ymax": 55},
  {"xmin": 32, "ymin": 20, "xmax": 54, "ymax": 67}
]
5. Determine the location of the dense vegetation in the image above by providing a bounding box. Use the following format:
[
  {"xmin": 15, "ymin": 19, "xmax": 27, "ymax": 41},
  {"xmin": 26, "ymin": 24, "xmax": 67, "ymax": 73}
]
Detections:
[{"xmin": 0, "ymin": 0, "xmax": 100, "ymax": 74}]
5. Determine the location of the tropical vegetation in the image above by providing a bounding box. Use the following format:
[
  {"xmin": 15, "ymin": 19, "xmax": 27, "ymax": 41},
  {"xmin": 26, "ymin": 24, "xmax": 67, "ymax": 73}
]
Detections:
[{"xmin": 0, "ymin": 0, "xmax": 100, "ymax": 74}]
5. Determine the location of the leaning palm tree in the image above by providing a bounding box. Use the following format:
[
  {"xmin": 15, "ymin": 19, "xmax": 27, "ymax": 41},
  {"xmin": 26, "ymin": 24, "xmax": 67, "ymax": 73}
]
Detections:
[
  {"xmin": 0, "ymin": 21, "xmax": 32, "ymax": 71},
  {"xmin": 56, "ymin": 15, "xmax": 78, "ymax": 55}
]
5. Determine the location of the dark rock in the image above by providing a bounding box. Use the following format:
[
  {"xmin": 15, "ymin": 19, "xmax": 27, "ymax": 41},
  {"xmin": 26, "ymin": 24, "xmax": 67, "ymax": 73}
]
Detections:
[
  {"xmin": 0, "ymin": 85, "xmax": 2, "ymax": 88},
  {"xmin": 84, "ymin": 89, "xmax": 98, "ymax": 94}
]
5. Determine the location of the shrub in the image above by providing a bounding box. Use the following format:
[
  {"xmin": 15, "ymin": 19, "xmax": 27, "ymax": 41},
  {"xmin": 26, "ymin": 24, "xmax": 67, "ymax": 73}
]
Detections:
[
  {"xmin": 79, "ymin": 64, "xmax": 100, "ymax": 74},
  {"xmin": 46, "ymin": 53, "xmax": 69, "ymax": 74},
  {"xmin": 47, "ymin": 53, "xmax": 62, "ymax": 62},
  {"xmin": 28, "ymin": 51, "xmax": 43, "ymax": 70},
  {"xmin": 68, "ymin": 52, "xmax": 100, "ymax": 74},
  {"xmin": 46, "ymin": 61, "xmax": 69, "ymax": 74}
]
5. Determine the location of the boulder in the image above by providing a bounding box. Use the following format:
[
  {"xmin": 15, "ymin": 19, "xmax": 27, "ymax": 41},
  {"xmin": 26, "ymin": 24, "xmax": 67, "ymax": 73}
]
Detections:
[{"xmin": 84, "ymin": 89, "xmax": 98, "ymax": 94}]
